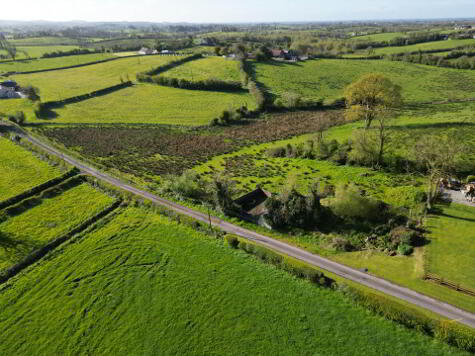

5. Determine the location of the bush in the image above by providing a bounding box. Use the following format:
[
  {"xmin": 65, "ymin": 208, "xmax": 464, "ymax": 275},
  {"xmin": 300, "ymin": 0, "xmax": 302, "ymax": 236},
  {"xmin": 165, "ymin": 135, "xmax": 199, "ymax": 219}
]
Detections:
[
  {"xmin": 397, "ymin": 243, "xmax": 414, "ymax": 256},
  {"xmin": 160, "ymin": 170, "xmax": 211, "ymax": 202},
  {"xmin": 330, "ymin": 184, "xmax": 384, "ymax": 223},
  {"xmin": 265, "ymin": 187, "xmax": 323, "ymax": 229},
  {"xmin": 226, "ymin": 235, "xmax": 239, "ymax": 249},
  {"xmin": 8, "ymin": 111, "xmax": 25, "ymax": 125},
  {"xmin": 466, "ymin": 175, "xmax": 475, "ymax": 183}
]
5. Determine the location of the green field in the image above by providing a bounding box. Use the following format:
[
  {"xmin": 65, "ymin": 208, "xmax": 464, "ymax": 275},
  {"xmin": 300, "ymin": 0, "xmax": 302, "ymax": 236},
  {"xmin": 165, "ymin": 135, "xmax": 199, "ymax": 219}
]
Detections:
[
  {"xmin": 254, "ymin": 59, "xmax": 475, "ymax": 104},
  {"xmin": 162, "ymin": 56, "xmax": 241, "ymax": 81},
  {"xmin": 33, "ymin": 83, "xmax": 256, "ymax": 125},
  {"xmin": 0, "ymin": 205, "xmax": 468, "ymax": 356},
  {"xmin": 0, "ymin": 136, "xmax": 61, "ymax": 202},
  {"xmin": 373, "ymin": 39, "xmax": 475, "ymax": 55},
  {"xmin": 0, "ymin": 45, "xmax": 80, "ymax": 61},
  {"xmin": 12, "ymin": 55, "xmax": 183, "ymax": 101},
  {"xmin": 425, "ymin": 204, "xmax": 475, "ymax": 289},
  {"xmin": 350, "ymin": 32, "xmax": 407, "ymax": 42},
  {"xmin": 0, "ymin": 181, "xmax": 115, "ymax": 271},
  {"xmin": 0, "ymin": 53, "xmax": 115, "ymax": 74},
  {"xmin": 10, "ymin": 37, "xmax": 81, "ymax": 46},
  {"xmin": 191, "ymin": 101, "xmax": 475, "ymax": 312}
]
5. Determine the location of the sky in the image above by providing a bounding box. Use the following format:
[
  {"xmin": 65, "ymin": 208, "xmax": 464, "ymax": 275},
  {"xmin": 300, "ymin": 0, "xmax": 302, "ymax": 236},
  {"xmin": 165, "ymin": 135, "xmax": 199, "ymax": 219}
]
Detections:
[{"xmin": 2, "ymin": 0, "xmax": 475, "ymax": 23}]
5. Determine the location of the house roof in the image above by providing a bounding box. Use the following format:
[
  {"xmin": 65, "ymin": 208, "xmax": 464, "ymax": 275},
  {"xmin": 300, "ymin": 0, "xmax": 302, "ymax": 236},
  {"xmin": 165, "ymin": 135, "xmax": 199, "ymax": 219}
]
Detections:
[
  {"xmin": 234, "ymin": 187, "xmax": 272, "ymax": 214},
  {"xmin": 1, "ymin": 80, "xmax": 17, "ymax": 88}
]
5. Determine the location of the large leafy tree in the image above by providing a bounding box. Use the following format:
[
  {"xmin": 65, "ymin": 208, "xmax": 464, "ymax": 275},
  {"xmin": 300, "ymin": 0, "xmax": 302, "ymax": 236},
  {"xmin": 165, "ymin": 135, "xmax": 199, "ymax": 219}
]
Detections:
[{"xmin": 344, "ymin": 73, "xmax": 402, "ymax": 129}]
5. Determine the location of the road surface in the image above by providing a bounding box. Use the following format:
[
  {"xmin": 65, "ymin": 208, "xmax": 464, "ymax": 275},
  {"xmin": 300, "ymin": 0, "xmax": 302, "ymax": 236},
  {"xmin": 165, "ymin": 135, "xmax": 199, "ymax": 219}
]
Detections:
[{"xmin": 18, "ymin": 130, "xmax": 475, "ymax": 329}]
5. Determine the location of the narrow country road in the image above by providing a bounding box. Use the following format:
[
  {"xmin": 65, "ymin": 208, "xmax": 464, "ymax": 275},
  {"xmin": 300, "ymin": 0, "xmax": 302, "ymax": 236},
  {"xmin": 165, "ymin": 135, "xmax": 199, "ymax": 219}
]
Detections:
[{"xmin": 19, "ymin": 130, "xmax": 475, "ymax": 329}]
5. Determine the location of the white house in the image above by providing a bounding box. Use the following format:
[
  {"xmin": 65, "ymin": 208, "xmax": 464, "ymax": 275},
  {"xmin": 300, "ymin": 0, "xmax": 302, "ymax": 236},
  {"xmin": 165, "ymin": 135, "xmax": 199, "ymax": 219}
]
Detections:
[
  {"xmin": 138, "ymin": 47, "xmax": 154, "ymax": 55},
  {"xmin": 0, "ymin": 86, "xmax": 21, "ymax": 99}
]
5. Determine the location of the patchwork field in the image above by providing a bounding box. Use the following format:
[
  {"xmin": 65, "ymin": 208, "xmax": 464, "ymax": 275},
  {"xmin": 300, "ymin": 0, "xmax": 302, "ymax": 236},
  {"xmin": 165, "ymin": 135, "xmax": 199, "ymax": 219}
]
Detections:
[
  {"xmin": 254, "ymin": 59, "xmax": 475, "ymax": 104},
  {"xmin": 0, "ymin": 53, "xmax": 115, "ymax": 74},
  {"xmin": 0, "ymin": 206, "xmax": 468, "ymax": 356},
  {"xmin": 12, "ymin": 55, "xmax": 183, "ymax": 101},
  {"xmin": 0, "ymin": 136, "xmax": 61, "ymax": 202},
  {"xmin": 36, "ymin": 111, "xmax": 340, "ymax": 179},
  {"xmin": 33, "ymin": 84, "xmax": 256, "ymax": 125},
  {"xmin": 162, "ymin": 56, "xmax": 241, "ymax": 81},
  {"xmin": 425, "ymin": 204, "xmax": 475, "ymax": 289},
  {"xmin": 0, "ymin": 180, "xmax": 115, "ymax": 272}
]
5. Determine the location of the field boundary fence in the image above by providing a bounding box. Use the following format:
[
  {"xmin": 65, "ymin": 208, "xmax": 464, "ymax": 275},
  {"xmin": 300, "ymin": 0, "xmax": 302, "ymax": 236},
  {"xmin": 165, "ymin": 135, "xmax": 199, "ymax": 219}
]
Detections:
[{"xmin": 423, "ymin": 272, "xmax": 475, "ymax": 297}]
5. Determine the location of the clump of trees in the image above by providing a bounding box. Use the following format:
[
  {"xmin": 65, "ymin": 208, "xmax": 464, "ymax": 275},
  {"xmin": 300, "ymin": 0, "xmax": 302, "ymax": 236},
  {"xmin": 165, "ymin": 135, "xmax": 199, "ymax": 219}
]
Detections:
[
  {"xmin": 265, "ymin": 182, "xmax": 324, "ymax": 229},
  {"xmin": 344, "ymin": 73, "xmax": 402, "ymax": 167},
  {"xmin": 413, "ymin": 134, "xmax": 470, "ymax": 210}
]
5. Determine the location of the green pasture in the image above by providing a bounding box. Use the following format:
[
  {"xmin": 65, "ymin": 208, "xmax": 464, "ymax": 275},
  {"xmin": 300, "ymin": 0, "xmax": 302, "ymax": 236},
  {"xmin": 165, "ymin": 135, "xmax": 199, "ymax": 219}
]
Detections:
[
  {"xmin": 425, "ymin": 203, "xmax": 475, "ymax": 289},
  {"xmin": 0, "ymin": 45, "xmax": 80, "ymax": 61},
  {"xmin": 373, "ymin": 39, "xmax": 475, "ymax": 55},
  {"xmin": 162, "ymin": 56, "xmax": 241, "ymax": 82},
  {"xmin": 33, "ymin": 84, "xmax": 256, "ymax": 125},
  {"xmin": 350, "ymin": 32, "xmax": 407, "ymax": 42},
  {"xmin": 0, "ymin": 136, "xmax": 61, "ymax": 202},
  {"xmin": 10, "ymin": 37, "xmax": 81, "ymax": 46},
  {"xmin": 0, "ymin": 53, "xmax": 115, "ymax": 74},
  {"xmin": 12, "ymin": 55, "xmax": 182, "ymax": 101},
  {"xmin": 254, "ymin": 59, "xmax": 475, "ymax": 104},
  {"xmin": 0, "ymin": 182, "xmax": 114, "ymax": 271},
  {"xmin": 0, "ymin": 206, "xmax": 468, "ymax": 356},
  {"xmin": 193, "ymin": 101, "xmax": 475, "ymax": 312}
]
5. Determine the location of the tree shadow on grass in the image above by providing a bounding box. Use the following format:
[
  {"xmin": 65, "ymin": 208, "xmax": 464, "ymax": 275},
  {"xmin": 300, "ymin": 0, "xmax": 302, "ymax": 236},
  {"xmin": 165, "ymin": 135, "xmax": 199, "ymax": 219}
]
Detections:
[{"xmin": 0, "ymin": 230, "xmax": 37, "ymax": 259}]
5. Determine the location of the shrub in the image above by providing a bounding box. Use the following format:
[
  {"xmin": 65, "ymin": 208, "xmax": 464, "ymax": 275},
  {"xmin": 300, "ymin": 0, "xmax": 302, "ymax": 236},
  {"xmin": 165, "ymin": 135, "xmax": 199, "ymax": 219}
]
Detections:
[
  {"xmin": 330, "ymin": 184, "xmax": 384, "ymax": 223},
  {"xmin": 397, "ymin": 243, "xmax": 414, "ymax": 256},
  {"xmin": 226, "ymin": 235, "xmax": 239, "ymax": 249},
  {"xmin": 8, "ymin": 111, "xmax": 25, "ymax": 125},
  {"xmin": 466, "ymin": 175, "xmax": 475, "ymax": 183}
]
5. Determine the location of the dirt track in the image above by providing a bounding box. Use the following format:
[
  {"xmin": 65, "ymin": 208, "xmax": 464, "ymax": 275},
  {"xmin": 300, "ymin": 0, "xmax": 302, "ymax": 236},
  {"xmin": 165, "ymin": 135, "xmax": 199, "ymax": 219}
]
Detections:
[{"xmin": 20, "ymin": 130, "xmax": 475, "ymax": 329}]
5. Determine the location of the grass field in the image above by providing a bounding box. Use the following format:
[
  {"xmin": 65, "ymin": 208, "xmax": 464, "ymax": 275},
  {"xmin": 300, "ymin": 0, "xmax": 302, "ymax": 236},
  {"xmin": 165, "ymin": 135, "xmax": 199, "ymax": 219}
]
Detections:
[
  {"xmin": 425, "ymin": 203, "xmax": 475, "ymax": 289},
  {"xmin": 0, "ymin": 136, "xmax": 61, "ymax": 202},
  {"xmin": 191, "ymin": 101, "xmax": 475, "ymax": 312},
  {"xmin": 32, "ymin": 83, "xmax": 256, "ymax": 125},
  {"xmin": 10, "ymin": 37, "xmax": 81, "ymax": 46},
  {"xmin": 0, "ymin": 45, "xmax": 80, "ymax": 61},
  {"xmin": 254, "ymin": 59, "xmax": 475, "ymax": 104},
  {"xmin": 0, "ymin": 53, "xmax": 115, "ymax": 74},
  {"xmin": 12, "ymin": 55, "xmax": 183, "ymax": 101},
  {"xmin": 0, "ymin": 181, "xmax": 115, "ymax": 271},
  {"xmin": 372, "ymin": 39, "xmax": 475, "ymax": 55},
  {"xmin": 350, "ymin": 32, "xmax": 407, "ymax": 42},
  {"xmin": 0, "ymin": 205, "xmax": 468, "ymax": 356},
  {"xmin": 162, "ymin": 56, "xmax": 241, "ymax": 81}
]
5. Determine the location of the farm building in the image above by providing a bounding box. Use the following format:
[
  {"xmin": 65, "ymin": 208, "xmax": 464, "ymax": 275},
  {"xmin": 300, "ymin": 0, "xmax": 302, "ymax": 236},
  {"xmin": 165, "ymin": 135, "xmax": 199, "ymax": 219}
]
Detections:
[
  {"xmin": 138, "ymin": 47, "xmax": 158, "ymax": 55},
  {"xmin": 0, "ymin": 81, "xmax": 21, "ymax": 99},
  {"xmin": 234, "ymin": 187, "xmax": 272, "ymax": 216},
  {"xmin": 271, "ymin": 49, "xmax": 299, "ymax": 61}
]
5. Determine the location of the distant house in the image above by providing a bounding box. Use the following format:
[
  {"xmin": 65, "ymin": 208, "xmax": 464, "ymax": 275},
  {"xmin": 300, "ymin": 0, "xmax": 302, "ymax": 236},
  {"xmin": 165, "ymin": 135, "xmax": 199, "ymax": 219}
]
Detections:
[
  {"xmin": 0, "ymin": 80, "xmax": 23, "ymax": 99},
  {"xmin": 138, "ymin": 47, "xmax": 154, "ymax": 55},
  {"xmin": 271, "ymin": 49, "xmax": 285, "ymax": 58},
  {"xmin": 271, "ymin": 49, "xmax": 299, "ymax": 61},
  {"xmin": 0, "ymin": 80, "xmax": 18, "ymax": 89},
  {"xmin": 454, "ymin": 25, "xmax": 472, "ymax": 30},
  {"xmin": 161, "ymin": 50, "xmax": 172, "ymax": 54},
  {"xmin": 0, "ymin": 87, "xmax": 21, "ymax": 99}
]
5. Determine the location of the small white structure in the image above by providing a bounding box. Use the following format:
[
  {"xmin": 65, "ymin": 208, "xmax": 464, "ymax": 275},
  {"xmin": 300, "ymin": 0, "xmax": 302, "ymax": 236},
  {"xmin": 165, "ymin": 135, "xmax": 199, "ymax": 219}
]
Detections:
[
  {"xmin": 0, "ymin": 87, "xmax": 21, "ymax": 99},
  {"xmin": 138, "ymin": 47, "xmax": 154, "ymax": 55},
  {"xmin": 161, "ymin": 50, "xmax": 172, "ymax": 54}
]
